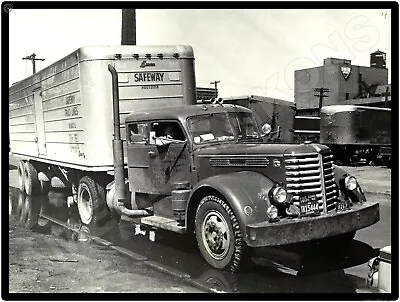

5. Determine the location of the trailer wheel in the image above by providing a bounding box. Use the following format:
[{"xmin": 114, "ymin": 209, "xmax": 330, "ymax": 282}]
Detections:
[
  {"xmin": 195, "ymin": 195, "xmax": 248, "ymax": 272},
  {"xmin": 77, "ymin": 176, "xmax": 116, "ymax": 235},
  {"xmin": 24, "ymin": 161, "xmax": 41, "ymax": 196},
  {"xmin": 21, "ymin": 194, "xmax": 40, "ymax": 230},
  {"xmin": 17, "ymin": 161, "xmax": 26, "ymax": 193}
]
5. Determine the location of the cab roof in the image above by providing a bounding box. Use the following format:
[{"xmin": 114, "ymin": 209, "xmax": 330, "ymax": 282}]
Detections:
[{"xmin": 125, "ymin": 104, "xmax": 252, "ymax": 124}]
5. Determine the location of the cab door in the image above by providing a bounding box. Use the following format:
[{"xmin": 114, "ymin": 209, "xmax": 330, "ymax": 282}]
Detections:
[
  {"xmin": 147, "ymin": 120, "xmax": 191, "ymax": 195},
  {"xmin": 127, "ymin": 122, "xmax": 153, "ymax": 193},
  {"xmin": 127, "ymin": 120, "xmax": 191, "ymax": 195}
]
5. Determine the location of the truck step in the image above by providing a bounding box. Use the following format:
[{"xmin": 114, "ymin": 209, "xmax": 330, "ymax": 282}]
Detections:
[{"xmin": 140, "ymin": 215, "xmax": 186, "ymax": 234}]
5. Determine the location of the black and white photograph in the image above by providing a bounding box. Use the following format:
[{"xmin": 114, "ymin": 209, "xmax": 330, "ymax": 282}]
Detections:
[{"xmin": 5, "ymin": 3, "xmax": 396, "ymax": 297}]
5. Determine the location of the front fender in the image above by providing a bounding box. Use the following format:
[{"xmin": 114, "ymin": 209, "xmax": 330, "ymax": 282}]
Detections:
[
  {"xmin": 188, "ymin": 171, "xmax": 276, "ymax": 243},
  {"xmin": 333, "ymin": 164, "xmax": 348, "ymax": 185},
  {"xmin": 333, "ymin": 164, "xmax": 366, "ymax": 202}
]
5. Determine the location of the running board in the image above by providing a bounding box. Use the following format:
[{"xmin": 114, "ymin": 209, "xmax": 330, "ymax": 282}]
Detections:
[{"xmin": 140, "ymin": 215, "xmax": 186, "ymax": 234}]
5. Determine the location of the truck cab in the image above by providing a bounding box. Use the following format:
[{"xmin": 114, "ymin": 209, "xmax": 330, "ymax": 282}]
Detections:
[{"xmin": 123, "ymin": 103, "xmax": 379, "ymax": 272}]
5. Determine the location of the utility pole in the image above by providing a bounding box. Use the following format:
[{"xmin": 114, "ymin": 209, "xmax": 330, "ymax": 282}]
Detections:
[
  {"xmin": 314, "ymin": 87, "xmax": 329, "ymax": 110},
  {"xmin": 22, "ymin": 53, "xmax": 45, "ymax": 74},
  {"xmin": 121, "ymin": 9, "xmax": 136, "ymax": 45},
  {"xmin": 210, "ymin": 80, "xmax": 220, "ymax": 98}
]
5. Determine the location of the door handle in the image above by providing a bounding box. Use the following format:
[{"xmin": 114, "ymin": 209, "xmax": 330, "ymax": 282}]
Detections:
[{"xmin": 148, "ymin": 151, "xmax": 156, "ymax": 158}]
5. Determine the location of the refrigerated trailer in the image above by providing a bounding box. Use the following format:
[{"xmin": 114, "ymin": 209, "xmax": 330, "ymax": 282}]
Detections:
[
  {"xmin": 320, "ymin": 105, "xmax": 392, "ymax": 165},
  {"xmin": 9, "ymin": 45, "xmax": 196, "ymax": 171},
  {"xmin": 10, "ymin": 45, "xmax": 379, "ymax": 272}
]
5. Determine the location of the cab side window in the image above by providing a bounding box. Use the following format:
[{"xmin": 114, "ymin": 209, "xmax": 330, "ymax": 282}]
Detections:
[
  {"xmin": 151, "ymin": 121, "xmax": 185, "ymax": 141},
  {"xmin": 128, "ymin": 123, "xmax": 148, "ymax": 145}
]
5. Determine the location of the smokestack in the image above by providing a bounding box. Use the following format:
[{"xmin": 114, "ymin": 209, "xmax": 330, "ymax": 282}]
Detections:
[{"xmin": 121, "ymin": 9, "xmax": 136, "ymax": 45}]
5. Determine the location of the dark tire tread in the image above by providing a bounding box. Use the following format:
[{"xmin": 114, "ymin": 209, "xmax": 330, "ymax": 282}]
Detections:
[
  {"xmin": 77, "ymin": 175, "xmax": 115, "ymax": 235},
  {"xmin": 195, "ymin": 195, "xmax": 248, "ymax": 272}
]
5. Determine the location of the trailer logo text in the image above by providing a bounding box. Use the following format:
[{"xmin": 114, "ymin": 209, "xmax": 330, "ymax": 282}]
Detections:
[
  {"xmin": 134, "ymin": 72, "xmax": 164, "ymax": 82},
  {"xmin": 140, "ymin": 61, "xmax": 156, "ymax": 68}
]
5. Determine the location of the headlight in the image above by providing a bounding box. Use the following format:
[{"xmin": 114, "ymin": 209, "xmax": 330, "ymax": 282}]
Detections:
[
  {"xmin": 266, "ymin": 205, "xmax": 278, "ymax": 219},
  {"xmin": 272, "ymin": 186, "xmax": 287, "ymax": 204},
  {"xmin": 345, "ymin": 176, "xmax": 357, "ymax": 191}
]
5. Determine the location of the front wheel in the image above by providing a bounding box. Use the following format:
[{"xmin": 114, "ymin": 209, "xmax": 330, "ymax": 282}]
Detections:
[{"xmin": 195, "ymin": 195, "xmax": 248, "ymax": 272}]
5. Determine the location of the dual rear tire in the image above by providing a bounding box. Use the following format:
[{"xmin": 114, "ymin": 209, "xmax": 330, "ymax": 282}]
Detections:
[{"xmin": 17, "ymin": 160, "xmax": 49, "ymax": 196}]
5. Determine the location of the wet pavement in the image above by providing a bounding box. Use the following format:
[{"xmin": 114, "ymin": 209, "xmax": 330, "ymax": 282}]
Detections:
[{"xmin": 9, "ymin": 183, "xmax": 388, "ymax": 293}]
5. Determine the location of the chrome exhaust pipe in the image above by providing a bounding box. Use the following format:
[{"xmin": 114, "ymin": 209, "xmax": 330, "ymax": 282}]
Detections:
[{"xmin": 108, "ymin": 64, "xmax": 152, "ymax": 217}]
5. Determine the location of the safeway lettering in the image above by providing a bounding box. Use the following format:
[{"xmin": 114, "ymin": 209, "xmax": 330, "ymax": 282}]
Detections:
[{"xmin": 134, "ymin": 72, "xmax": 164, "ymax": 82}]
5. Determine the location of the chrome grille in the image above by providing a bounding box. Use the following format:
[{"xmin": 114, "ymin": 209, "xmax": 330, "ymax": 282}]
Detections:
[
  {"xmin": 284, "ymin": 150, "xmax": 338, "ymax": 214},
  {"xmin": 322, "ymin": 152, "xmax": 338, "ymax": 212}
]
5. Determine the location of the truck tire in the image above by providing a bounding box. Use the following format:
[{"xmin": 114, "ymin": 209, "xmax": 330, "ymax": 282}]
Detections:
[
  {"xmin": 24, "ymin": 161, "xmax": 41, "ymax": 196},
  {"xmin": 17, "ymin": 161, "xmax": 25, "ymax": 193},
  {"xmin": 195, "ymin": 195, "xmax": 248, "ymax": 272},
  {"xmin": 21, "ymin": 194, "xmax": 40, "ymax": 230},
  {"xmin": 77, "ymin": 176, "xmax": 116, "ymax": 235}
]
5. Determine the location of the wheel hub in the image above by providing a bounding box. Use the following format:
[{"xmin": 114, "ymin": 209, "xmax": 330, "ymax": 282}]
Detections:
[
  {"xmin": 202, "ymin": 211, "xmax": 230, "ymax": 260},
  {"xmin": 78, "ymin": 186, "xmax": 93, "ymax": 225}
]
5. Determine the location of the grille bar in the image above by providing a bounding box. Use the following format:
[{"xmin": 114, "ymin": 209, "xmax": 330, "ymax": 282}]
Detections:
[{"xmin": 285, "ymin": 149, "xmax": 338, "ymax": 215}]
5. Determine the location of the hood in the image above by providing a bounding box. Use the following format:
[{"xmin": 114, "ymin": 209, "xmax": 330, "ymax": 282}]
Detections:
[
  {"xmin": 195, "ymin": 142, "xmax": 330, "ymax": 157},
  {"xmin": 194, "ymin": 141, "xmax": 331, "ymax": 185}
]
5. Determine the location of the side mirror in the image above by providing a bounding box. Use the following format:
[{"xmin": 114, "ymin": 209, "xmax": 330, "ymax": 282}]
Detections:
[{"xmin": 261, "ymin": 123, "xmax": 272, "ymax": 137}]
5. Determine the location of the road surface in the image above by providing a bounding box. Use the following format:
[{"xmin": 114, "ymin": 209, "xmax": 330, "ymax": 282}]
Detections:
[{"xmin": 8, "ymin": 155, "xmax": 392, "ymax": 293}]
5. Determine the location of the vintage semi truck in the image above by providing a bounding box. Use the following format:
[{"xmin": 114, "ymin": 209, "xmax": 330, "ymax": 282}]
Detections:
[{"xmin": 10, "ymin": 45, "xmax": 379, "ymax": 272}]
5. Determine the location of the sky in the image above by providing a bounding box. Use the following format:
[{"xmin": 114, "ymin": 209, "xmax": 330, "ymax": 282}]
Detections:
[{"xmin": 8, "ymin": 9, "xmax": 391, "ymax": 102}]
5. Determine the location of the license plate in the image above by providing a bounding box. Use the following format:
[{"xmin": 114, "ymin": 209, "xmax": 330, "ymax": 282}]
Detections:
[
  {"xmin": 299, "ymin": 194, "xmax": 319, "ymax": 215},
  {"xmin": 336, "ymin": 200, "xmax": 348, "ymax": 211}
]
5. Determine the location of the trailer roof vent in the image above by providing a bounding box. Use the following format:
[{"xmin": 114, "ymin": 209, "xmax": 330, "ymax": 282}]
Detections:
[{"xmin": 132, "ymin": 54, "xmax": 140, "ymax": 59}]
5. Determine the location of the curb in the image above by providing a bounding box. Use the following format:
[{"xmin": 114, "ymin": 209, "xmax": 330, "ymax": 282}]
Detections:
[
  {"xmin": 145, "ymin": 261, "xmax": 191, "ymax": 280},
  {"xmin": 111, "ymin": 245, "xmax": 147, "ymax": 261}
]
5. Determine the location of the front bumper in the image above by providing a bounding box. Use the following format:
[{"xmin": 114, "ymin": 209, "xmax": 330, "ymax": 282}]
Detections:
[{"xmin": 246, "ymin": 200, "xmax": 379, "ymax": 247}]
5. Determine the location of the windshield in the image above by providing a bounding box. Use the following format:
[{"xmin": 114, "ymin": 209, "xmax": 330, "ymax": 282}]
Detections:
[
  {"xmin": 187, "ymin": 112, "xmax": 260, "ymax": 144},
  {"xmin": 228, "ymin": 112, "xmax": 260, "ymax": 140}
]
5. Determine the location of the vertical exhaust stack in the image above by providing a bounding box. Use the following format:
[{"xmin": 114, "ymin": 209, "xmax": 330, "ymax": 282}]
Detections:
[
  {"xmin": 108, "ymin": 64, "xmax": 126, "ymax": 206},
  {"xmin": 108, "ymin": 64, "xmax": 151, "ymax": 217}
]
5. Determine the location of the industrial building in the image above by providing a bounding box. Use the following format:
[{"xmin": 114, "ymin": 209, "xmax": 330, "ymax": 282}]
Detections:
[{"xmin": 295, "ymin": 50, "xmax": 390, "ymax": 113}]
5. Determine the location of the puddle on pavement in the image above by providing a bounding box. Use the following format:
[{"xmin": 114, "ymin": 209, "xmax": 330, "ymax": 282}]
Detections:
[{"xmin": 9, "ymin": 185, "xmax": 377, "ymax": 293}]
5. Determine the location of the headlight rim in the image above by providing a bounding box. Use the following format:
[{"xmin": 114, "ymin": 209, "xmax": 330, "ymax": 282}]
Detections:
[
  {"xmin": 271, "ymin": 185, "xmax": 287, "ymax": 204},
  {"xmin": 344, "ymin": 175, "xmax": 358, "ymax": 191}
]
